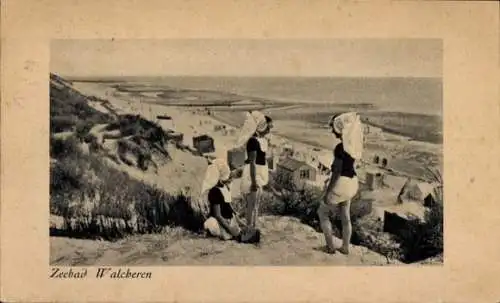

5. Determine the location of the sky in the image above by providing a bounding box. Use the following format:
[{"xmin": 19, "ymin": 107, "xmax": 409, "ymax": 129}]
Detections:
[{"xmin": 51, "ymin": 39, "xmax": 442, "ymax": 78}]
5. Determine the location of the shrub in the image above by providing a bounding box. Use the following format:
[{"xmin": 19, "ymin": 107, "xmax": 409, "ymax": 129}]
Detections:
[
  {"xmin": 50, "ymin": 77, "xmax": 112, "ymax": 135},
  {"xmin": 422, "ymin": 200, "xmax": 443, "ymax": 251},
  {"xmin": 264, "ymin": 173, "xmax": 372, "ymax": 230},
  {"xmin": 50, "ymin": 146, "xmax": 95, "ymax": 218},
  {"xmin": 352, "ymin": 215, "xmax": 403, "ymax": 260},
  {"xmin": 50, "ymin": 135, "xmax": 81, "ymax": 160},
  {"xmin": 110, "ymin": 114, "xmax": 168, "ymax": 145},
  {"xmin": 257, "ymin": 173, "xmax": 324, "ymax": 231},
  {"xmin": 397, "ymin": 201, "xmax": 443, "ymax": 263},
  {"xmin": 50, "ymin": 158, "xmax": 86, "ymax": 193},
  {"xmin": 75, "ymin": 120, "xmax": 95, "ymax": 141},
  {"xmin": 165, "ymin": 192, "xmax": 206, "ymax": 233},
  {"xmin": 397, "ymin": 168, "xmax": 443, "ymax": 263},
  {"xmin": 50, "ymin": 138, "xmax": 204, "ymax": 240},
  {"xmin": 50, "ymin": 115, "xmax": 78, "ymax": 133}
]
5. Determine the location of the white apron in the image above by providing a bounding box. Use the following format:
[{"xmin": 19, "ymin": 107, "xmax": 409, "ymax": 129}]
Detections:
[
  {"xmin": 240, "ymin": 137, "xmax": 269, "ymax": 194},
  {"xmin": 219, "ymin": 185, "xmax": 232, "ymax": 203},
  {"xmin": 327, "ymin": 176, "xmax": 359, "ymax": 204}
]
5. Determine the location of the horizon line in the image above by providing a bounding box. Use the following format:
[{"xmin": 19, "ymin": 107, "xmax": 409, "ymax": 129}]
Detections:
[{"xmin": 55, "ymin": 73, "xmax": 443, "ymax": 80}]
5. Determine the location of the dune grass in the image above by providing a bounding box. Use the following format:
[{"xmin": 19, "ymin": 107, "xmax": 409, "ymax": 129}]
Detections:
[
  {"xmin": 50, "ymin": 74, "xmax": 202, "ymax": 240},
  {"xmin": 50, "ymin": 74, "xmax": 112, "ymax": 133},
  {"xmin": 50, "ymin": 135, "xmax": 205, "ymax": 240}
]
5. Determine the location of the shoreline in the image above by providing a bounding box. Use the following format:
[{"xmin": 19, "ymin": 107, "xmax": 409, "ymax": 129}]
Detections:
[
  {"xmin": 73, "ymin": 81, "xmax": 442, "ymax": 182},
  {"xmin": 136, "ymin": 94, "xmax": 442, "ymax": 119},
  {"xmin": 67, "ymin": 75, "xmax": 442, "ymax": 117},
  {"xmin": 137, "ymin": 97, "xmax": 442, "ymax": 146}
]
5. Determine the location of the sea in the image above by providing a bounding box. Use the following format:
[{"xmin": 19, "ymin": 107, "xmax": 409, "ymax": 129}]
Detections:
[{"xmin": 74, "ymin": 76, "xmax": 443, "ymax": 116}]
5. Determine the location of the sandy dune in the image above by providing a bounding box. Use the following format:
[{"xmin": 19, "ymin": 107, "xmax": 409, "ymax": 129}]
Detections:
[
  {"xmin": 50, "ymin": 216, "xmax": 401, "ymax": 266},
  {"xmin": 75, "ymin": 81, "xmax": 256, "ymax": 198}
]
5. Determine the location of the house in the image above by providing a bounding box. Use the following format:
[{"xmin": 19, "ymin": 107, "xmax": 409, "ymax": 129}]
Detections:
[
  {"xmin": 365, "ymin": 169, "xmax": 385, "ymax": 190},
  {"xmin": 382, "ymin": 201, "xmax": 427, "ymax": 237},
  {"xmin": 365, "ymin": 125, "xmax": 383, "ymax": 135},
  {"xmin": 167, "ymin": 132, "xmax": 184, "ymax": 144},
  {"xmin": 364, "ymin": 124, "xmax": 370, "ymax": 135},
  {"xmin": 383, "ymin": 174, "xmax": 409, "ymax": 192},
  {"xmin": 213, "ymin": 124, "xmax": 226, "ymax": 132},
  {"xmin": 424, "ymin": 193, "xmax": 437, "ymax": 208},
  {"xmin": 317, "ymin": 152, "xmax": 333, "ymax": 175},
  {"xmin": 156, "ymin": 115, "xmax": 172, "ymax": 120},
  {"xmin": 423, "ymin": 184, "xmax": 443, "ymax": 207},
  {"xmin": 192, "ymin": 134, "xmax": 215, "ymax": 154},
  {"xmin": 281, "ymin": 144, "xmax": 294, "ymax": 157},
  {"xmin": 227, "ymin": 148, "xmax": 246, "ymax": 170},
  {"xmin": 398, "ymin": 179, "xmax": 437, "ymax": 204},
  {"xmin": 383, "ymin": 211, "xmax": 411, "ymax": 237},
  {"xmin": 266, "ymin": 153, "xmax": 280, "ymax": 172},
  {"xmin": 268, "ymin": 135, "xmax": 285, "ymax": 147},
  {"xmin": 381, "ymin": 158, "xmax": 388, "ymax": 168},
  {"xmin": 276, "ymin": 157, "xmax": 317, "ymax": 190}
]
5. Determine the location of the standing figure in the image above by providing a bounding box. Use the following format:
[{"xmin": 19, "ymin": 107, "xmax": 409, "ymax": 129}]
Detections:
[
  {"xmin": 318, "ymin": 112, "xmax": 364, "ymax": 255},
  {"xmin": 235, "ymin": 111, "xmax": 273, "ymax": 229}
]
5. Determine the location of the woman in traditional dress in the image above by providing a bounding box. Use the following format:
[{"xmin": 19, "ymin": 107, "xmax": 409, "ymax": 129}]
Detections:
[
  {"xmin": 235, "ymin": 111, "xmax": 273, "ymax": 229},
  {"xmin": 201, "ymin": 158, "xmax": 242, "ymax": 241},
  {"xmin": 318, "ymin": 112, "xmax": 364, "ymax": 255}
]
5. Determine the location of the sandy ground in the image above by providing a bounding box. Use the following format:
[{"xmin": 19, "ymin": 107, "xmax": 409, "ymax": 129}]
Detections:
[{"xmin": 50, "ymin": 216, "xmax": 401, "ymax": 266}]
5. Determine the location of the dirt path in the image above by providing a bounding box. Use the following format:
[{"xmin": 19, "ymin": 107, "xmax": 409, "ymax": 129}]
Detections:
[{"xmin": 50, "ymin": 216, "xmax": 401, "ymax": 266}]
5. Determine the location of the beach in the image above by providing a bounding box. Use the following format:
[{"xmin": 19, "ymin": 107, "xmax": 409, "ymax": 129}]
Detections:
[{"xmin": 73, "ymin": 79, "xmax": 442, "ymax": 183}]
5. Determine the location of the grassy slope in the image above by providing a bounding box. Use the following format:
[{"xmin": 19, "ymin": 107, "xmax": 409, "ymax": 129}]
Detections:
[
  {"xmin": 49, "ymin": 73, "xmax": 206, "ymax": 240},
  {"xmin": 50, "ymin": 75, "xmax": 111, "ymax": 133}
]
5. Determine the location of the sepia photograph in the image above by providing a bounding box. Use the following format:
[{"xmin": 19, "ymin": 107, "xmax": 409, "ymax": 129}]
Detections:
[{"xmin": 48, "ymin": 39, "xmax": 444, "ymax": 266}]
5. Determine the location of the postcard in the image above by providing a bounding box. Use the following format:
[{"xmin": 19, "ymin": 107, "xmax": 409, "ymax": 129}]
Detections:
[{"xmin": 1, "ymin": 1, "xmax": 499, "ymax": 302}]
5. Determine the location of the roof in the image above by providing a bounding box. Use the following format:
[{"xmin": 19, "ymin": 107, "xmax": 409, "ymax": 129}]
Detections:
[
  {"xmin": 277, "ymin": 157, "xmax": 312, "ymax": 171},
  {"xmin": 193, "ymin": 134, "xmax": 213, "ymax": 141},
  {"xmin": 382, "ymin": 201, "xmax": 426, "ymax": 221},
  {"xmin": 400, "ymin": 180, "xmax": 438, "ymax": 200},
  {"xmin": 416, "ymin": 182, "xmax": 436, "ymax": 196},
  {"xmin": 317, "ymin": 152, "xmax": 333, "ymax": 167},
  {"xmin": 383, "ymin": 174, "xmax": 409, "ymax": 190}
]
